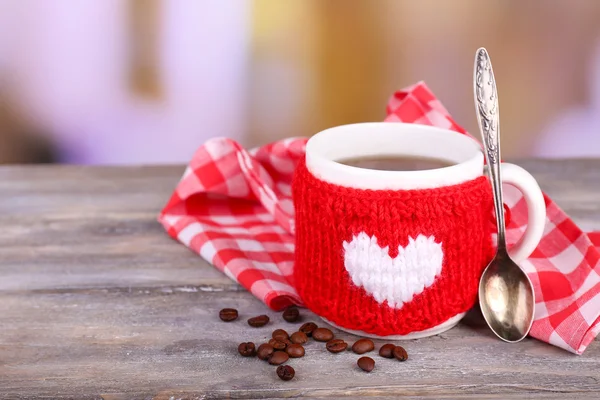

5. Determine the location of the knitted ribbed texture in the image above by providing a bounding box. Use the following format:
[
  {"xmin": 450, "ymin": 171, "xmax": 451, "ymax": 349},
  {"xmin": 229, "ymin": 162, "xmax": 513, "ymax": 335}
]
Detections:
[{"xmin": 292, "ymin": 159, "xmax": 495, "ymax": 336}]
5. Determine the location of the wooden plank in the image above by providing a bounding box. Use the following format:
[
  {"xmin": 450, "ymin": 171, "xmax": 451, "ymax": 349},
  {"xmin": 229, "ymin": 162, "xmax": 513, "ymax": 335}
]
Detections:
[
  {"xmin": 0, "ymin": 165, "xmax": 235, "ymax": 292},
  {"xmin": 0, "ymin": 211, "xmax": 233, "ymax": 292},
  {"xmin": 516, "ymin": 159, "xmax": 600, "ymax": 232},
  {"xmin": 0, "ymin": 290, "xmax": 598, "ymax": 399}
]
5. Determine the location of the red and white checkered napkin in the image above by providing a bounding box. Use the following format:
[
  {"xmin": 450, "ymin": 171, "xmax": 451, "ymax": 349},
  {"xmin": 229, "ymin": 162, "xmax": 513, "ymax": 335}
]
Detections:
[{"xmin": 159, "ymin": 81, "xmax": 600, "ymax": 354}]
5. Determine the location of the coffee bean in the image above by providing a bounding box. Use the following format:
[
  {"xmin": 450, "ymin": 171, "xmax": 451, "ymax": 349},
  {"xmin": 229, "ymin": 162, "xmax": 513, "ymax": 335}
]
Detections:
[
  {"xmin": 219, "ymin": 308, "xmax": 238, "ymax": 322},
  {"xmin": 312, "ymin": 327, "xmax": 334, "ymax": 342},
  {"xmin": 290, "ymin": 331, "xmax": 308, "ymax": 344},
  {"xmin": 393, "ymin": 345, "xmax": 408, "ymax": 361},
  {"xmin": 276, "ymin": 365, "xmax": 295, "ymax": 381},
  {"xmin": 268, "ymin": 350, "xmax": 289, "ymax": 365},
  {"xmin": 325, "ymin": 339, "xmax": 348, "ymax": 353},
  {"xmin": 272, "ymin": 329, "xmax": 289, "ymax": 341},
  {"xmin": 282, "ymin": 307, "xmax": 300, "ymax": 323},
  {"xmin": 357, "ymin": 356, "xmax": 375, "ymax": 372},
  {"xmin": 257, "ymin": 343, "xmax": 274, "ymax": 360},
  {"xmin": 247, "ymin": 315, "xmax": 270, "ymax": 327},
  {"xmin": 238, "ymin": 342, "xmax": 256, "ymax": 357},
  {"xmin": 352, "ymin": 338, "xmax": 375, "ymax": 354},
  {"xmin": 286, "ymin": 343, "xmax": 305, "ymax": 358},
  {"xmin": 379, "ymin": 343, "xmax": 395, "ymax": 358},
  {"xmin": 299, "ymin": 322, "xmax": 318, "ymax": 337},
  {"xmin": 269, "ymin": 338, "xmax": 288, "ymax": 350}
]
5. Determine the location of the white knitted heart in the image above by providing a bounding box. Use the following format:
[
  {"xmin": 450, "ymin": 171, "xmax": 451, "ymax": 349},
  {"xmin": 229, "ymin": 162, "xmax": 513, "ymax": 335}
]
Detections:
[{"xmin": 343, "ymin": 232, "xmax": 444, "ymax": 309}]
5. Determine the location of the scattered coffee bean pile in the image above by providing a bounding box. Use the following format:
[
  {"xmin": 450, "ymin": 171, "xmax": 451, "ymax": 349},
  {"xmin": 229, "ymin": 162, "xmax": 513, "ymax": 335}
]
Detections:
[{"xmin": 220, "ymin": 307, "xmax": 409, "ymax": 381}]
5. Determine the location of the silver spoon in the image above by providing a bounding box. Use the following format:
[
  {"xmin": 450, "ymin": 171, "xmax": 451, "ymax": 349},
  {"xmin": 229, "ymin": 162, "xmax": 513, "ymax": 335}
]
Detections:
[{"xmin": 473, "ymin": 47, "xmax": 535, "ymax": 343}]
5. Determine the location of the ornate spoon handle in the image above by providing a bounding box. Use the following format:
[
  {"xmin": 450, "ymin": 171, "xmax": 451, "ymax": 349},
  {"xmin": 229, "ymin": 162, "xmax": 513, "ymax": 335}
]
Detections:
[{"xmin": 474, "ymin": 47, "xmax": 506, "ymax": 249}]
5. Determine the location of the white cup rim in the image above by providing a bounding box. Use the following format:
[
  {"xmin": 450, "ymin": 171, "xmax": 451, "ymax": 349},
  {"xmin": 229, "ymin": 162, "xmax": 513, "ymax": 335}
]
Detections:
[{"xmin": 305, "ymin": 122, "xmax": 484, "ymax": 190}]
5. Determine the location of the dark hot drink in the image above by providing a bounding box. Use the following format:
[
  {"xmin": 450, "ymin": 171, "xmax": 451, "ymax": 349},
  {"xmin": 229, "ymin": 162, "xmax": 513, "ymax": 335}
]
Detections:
[{"xmin": 336, "ymin": 155, "xmax": 454, "ymax": 171}]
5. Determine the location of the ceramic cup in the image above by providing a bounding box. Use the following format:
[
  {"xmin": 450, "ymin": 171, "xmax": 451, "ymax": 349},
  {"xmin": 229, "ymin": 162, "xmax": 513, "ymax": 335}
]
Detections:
[{"xmin": 292, "ymin": 122, "xmax": 546, "ymax": 339}]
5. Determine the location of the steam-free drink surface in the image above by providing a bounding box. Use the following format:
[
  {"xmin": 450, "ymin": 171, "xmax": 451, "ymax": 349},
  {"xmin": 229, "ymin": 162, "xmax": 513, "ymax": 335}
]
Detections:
[{"xmin": 336, "ymin": 155, "xmax": 454, "ymax": 171}]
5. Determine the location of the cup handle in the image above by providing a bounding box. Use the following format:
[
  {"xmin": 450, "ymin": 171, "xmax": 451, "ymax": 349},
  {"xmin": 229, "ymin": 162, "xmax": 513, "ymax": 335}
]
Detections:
[{"xmin": 497, "ymin": 163, "xmax": 546, "ymax": 262}]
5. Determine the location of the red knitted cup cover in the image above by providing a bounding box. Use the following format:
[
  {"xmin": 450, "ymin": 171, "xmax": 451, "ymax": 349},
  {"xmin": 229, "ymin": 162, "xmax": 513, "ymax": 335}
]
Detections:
[{"xmin": 292, "ymin": 159, "xmax": 495, "ymax": 336}]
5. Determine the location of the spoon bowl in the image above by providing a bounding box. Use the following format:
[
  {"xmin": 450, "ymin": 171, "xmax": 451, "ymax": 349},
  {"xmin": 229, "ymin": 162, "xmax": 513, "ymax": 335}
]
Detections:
[{"xmin": 479, "ymin": 250, "xmax": 535, "ymax": 342}]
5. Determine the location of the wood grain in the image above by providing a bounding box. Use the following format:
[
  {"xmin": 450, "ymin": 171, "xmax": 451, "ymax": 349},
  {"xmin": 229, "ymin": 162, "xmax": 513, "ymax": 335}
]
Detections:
[{"xmin": 0, "ymin": 161, "xmax": 599, "ymax": 399}]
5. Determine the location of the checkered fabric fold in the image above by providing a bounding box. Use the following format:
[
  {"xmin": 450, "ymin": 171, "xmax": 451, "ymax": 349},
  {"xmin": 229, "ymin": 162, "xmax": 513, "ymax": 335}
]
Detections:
[{"xmin": 159, "ymin": 81, "xmax": 600, "ymax": 354}]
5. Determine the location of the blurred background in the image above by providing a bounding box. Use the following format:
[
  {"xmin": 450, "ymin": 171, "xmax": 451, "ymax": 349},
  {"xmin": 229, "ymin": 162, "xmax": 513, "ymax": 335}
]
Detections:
[{"xmin": 1, "ymin": 0, "xmax": 600, "ymax": 165}]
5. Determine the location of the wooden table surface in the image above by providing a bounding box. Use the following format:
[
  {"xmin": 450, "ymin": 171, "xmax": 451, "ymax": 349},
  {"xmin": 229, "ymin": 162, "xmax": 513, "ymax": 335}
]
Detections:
[{"xmin": 1, "ymin": 160, "xmax": 599, "ymax": 399}]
